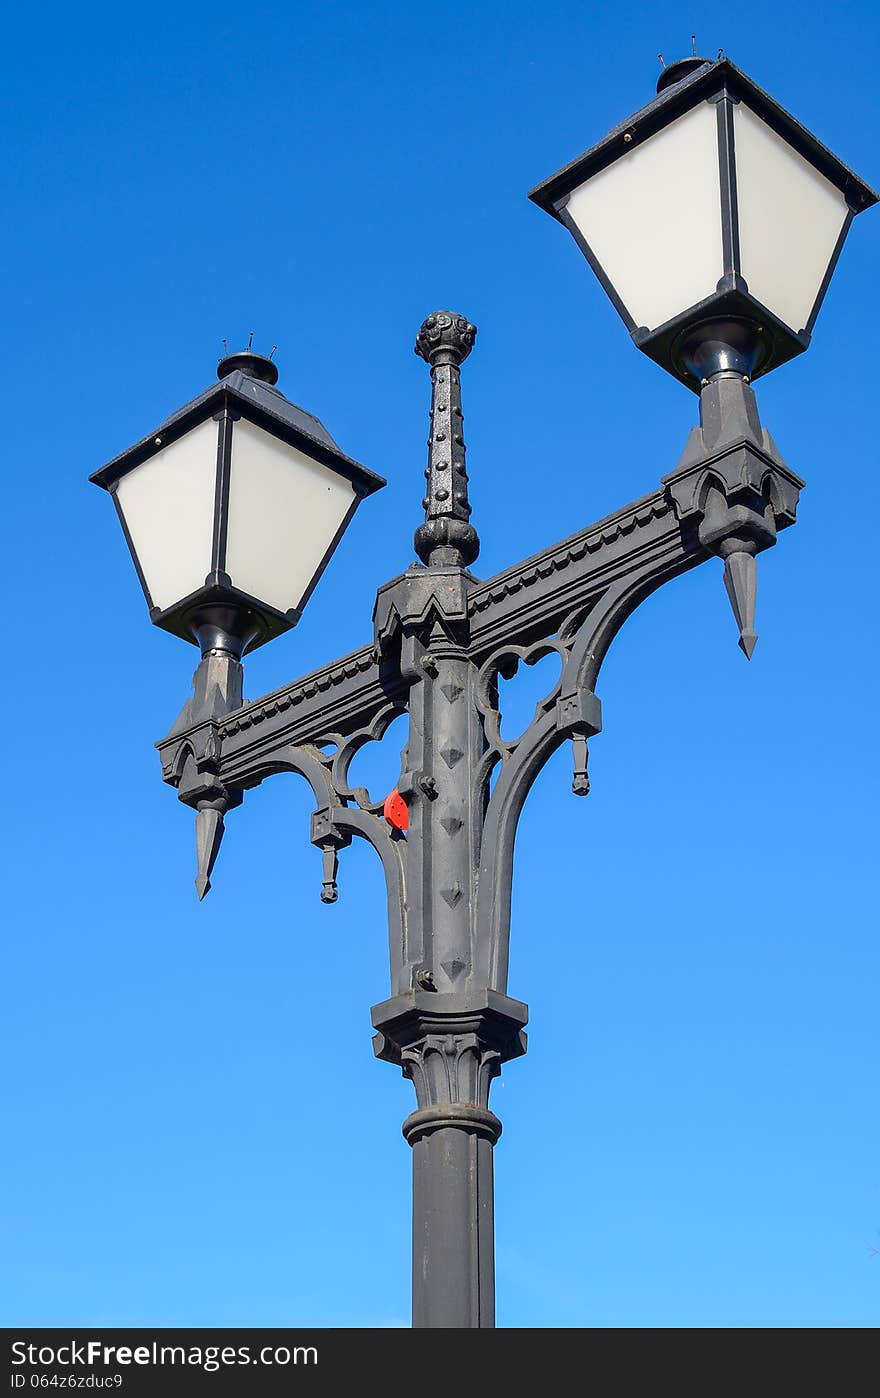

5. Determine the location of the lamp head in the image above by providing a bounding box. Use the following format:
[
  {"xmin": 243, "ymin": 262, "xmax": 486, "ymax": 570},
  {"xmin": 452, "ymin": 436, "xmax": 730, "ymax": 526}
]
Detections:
[
  {"xmin": 90, "ymin": 349, "xmax": 385, "ymax": 652},
  {"xmin": 529, "ymin": 57, "xmax": 877, "ymax": 390}
]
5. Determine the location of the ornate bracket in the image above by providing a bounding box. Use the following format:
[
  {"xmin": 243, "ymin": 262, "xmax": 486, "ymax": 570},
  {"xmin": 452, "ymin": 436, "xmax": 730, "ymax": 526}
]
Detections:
[
  {"xmin": 663, "ymin": 374, "xmax": 803, "ymax": 658},
  {"xmin": 159, "ymin": 651, "xmax": 245, "ymax": 898},
  {"xmin": 155, "ymin": 322, "xmax": 803, "ymax": 1030}
]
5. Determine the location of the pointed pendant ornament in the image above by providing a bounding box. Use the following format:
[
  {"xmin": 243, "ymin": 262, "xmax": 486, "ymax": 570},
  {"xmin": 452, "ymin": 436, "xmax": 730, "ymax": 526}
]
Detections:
[
  {"xmin": 571, "ymin": 735, "xmax": 591, "ymax": 796},
  {"xmin": 723, "ymin": 549, "xmax": 758, "ymax": 660},
  {"xmin": 319, "ymin": 844, "xmax": 339, "ymax": 903},
  {"xmin": 195, "ymin": 804, "xmax": 225, "ymax": 900}
]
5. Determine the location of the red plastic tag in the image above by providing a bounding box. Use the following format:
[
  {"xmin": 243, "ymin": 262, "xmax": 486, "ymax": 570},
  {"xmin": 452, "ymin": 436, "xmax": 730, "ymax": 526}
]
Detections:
[{"xmin": 383, "ymin": 789, "xmax": 409, "ymax": 832}]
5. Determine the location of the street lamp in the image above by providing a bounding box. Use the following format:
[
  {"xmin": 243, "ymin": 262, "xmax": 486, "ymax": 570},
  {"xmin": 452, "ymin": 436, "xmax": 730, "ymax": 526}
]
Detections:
[
  {"xmin": 90, "ymin": 347, "xmax": 384, "ymax": 657},
  {"xmin": 529, "ymin": 56, "xmax": 876, "ymax": 390},
  {"xmin": 92, "ymin": 57, "xmax": 875, "ymax": 1327}
]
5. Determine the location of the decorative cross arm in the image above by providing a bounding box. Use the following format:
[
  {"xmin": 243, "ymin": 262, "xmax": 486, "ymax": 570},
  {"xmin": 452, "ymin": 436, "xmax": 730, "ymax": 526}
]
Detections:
[{"xmin": 158, "ymin": 313, "xmax": 802, "ymax": 980}]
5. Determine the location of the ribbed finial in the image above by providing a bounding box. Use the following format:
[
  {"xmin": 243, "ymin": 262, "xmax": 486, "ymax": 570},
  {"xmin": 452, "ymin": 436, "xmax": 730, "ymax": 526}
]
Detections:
[{"xmin": 414, "ymin": 311, "xmax": 480, "ymax": 568}]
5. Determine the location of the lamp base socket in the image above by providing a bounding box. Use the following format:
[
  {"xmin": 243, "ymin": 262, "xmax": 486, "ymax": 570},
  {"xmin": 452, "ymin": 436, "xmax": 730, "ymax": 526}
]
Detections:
[
  {"xmin": 188, "ymin": 604, "xmax": 263, "ymax": 660},
  {"xmin": 673, "ymin": 317, "xmax": 768, "ymax": 384}
]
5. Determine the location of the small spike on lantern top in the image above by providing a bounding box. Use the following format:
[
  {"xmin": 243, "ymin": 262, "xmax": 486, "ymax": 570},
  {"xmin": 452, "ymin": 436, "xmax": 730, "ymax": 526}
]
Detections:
[{"xmin": 413, "ymin": 311, "xmax": 480, "ymax": 569}]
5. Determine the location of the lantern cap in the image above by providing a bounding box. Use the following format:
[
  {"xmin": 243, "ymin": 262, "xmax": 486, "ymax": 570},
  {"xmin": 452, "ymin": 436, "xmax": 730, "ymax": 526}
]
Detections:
[
  {"xmin": 656, "ymin": 56, "xmax": 713, "ymax": 93},
  {"xmin": 217, "ymin": 349, "xmax": 278, "ymax": 385},
  {"xmin": 89, "ymin": 361, "xmax": 385, "ymax": 497}
]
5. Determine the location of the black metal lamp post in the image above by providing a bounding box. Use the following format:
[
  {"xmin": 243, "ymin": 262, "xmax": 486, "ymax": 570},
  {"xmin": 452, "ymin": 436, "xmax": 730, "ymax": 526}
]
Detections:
[{"xmin": 91, "ymin": 57, "xmax": 875, "ymax": 1327}]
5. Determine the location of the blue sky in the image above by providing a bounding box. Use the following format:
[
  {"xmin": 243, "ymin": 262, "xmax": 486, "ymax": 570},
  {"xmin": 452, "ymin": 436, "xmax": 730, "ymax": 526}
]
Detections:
[{"xmin": 1, "ymin": 0, "xmax": 878, "ymax": 1328}]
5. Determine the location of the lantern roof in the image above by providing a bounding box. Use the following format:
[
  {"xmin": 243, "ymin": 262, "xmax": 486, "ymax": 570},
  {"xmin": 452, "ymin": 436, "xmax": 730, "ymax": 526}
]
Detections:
[
  {"xmin": 90, "ymin": 360, "xmax": 386, "ymax": 497},
  {"xmin": 528, "ymin": 58, "xmax": 878, "ymax": 218}
]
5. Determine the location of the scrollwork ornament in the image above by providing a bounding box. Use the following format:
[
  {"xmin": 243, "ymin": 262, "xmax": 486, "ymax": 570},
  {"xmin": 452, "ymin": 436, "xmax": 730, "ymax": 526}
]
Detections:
[{"xmin": 475, "ymin": 637, "xmax": 568, "ymax": 760}]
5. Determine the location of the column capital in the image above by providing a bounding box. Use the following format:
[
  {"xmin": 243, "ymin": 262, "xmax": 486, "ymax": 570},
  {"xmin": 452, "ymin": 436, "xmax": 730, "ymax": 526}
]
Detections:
[{"xmin": 372, "ymin": 989, "xmax": 528, "ymax": 1126}]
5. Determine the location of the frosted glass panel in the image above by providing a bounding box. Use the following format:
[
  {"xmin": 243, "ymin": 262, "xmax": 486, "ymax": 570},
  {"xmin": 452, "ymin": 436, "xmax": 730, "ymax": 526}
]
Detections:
[
  {"xmin": 566, "ymin": 102, "xmax": 723, "ymax": 331},
  {"xmin": 115, "ymin": 418, "xmax": 218, "ymax": 612},
  {"xmin": 734, "ymin": 103, "xmax": 848, "ymax": 332},
  {"xmin": 226, "ymin": 418, "xmax": 356, "ymax": 614}
]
